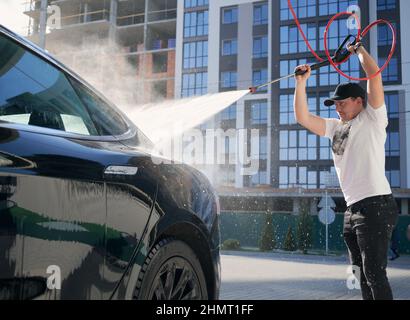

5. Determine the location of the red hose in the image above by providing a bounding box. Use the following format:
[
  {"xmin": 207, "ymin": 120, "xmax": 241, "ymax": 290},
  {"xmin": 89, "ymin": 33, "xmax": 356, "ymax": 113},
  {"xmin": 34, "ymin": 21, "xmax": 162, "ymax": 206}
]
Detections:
[{"xmin": 287, "ymin": 0, "xmax": 396, "ymax": 81}]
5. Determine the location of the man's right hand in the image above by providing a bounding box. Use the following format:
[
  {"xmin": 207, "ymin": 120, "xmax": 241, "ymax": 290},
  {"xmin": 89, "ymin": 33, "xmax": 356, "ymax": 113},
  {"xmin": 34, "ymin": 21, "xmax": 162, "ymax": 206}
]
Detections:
[{"xmin": 295, "ymin": 64, "xmax": 311, "ymax": 84}]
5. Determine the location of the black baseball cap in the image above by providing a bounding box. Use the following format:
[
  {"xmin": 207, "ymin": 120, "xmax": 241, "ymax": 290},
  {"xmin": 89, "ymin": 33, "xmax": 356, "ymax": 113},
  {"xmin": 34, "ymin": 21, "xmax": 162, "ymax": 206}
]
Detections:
[{"xmin": 324, "ymin": 83, "xmax": 366, "ymax": 107}]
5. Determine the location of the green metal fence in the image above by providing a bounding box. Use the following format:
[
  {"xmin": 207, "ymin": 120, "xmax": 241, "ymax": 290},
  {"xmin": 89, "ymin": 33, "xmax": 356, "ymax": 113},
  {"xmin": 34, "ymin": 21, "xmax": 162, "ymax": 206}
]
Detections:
[{"xmin": 220, "ymin": 211, "xmax": 410, "ymax": 254}]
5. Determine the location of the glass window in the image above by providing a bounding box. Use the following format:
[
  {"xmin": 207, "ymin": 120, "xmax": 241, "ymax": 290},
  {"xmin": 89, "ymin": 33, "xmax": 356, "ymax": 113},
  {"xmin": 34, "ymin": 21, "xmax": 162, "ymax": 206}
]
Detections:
[
  {"xmin": 252, "ymin": 170, "xmax": 268, "ymax": 185},
  {"xmin": 279, "ymin": 165, "xmax": 318, "ymax": 189},
  {"xmin": 378, "ymin": 23, "xmax": 396, "ymax": 47},
  {"xmin": 182, "ymin": 72, "xmax": 207, "ymax": 97},
  {"xmin": 377, "ymin": 0, "xmax": 397, "ymax": 11},
  {"xmin": 280, "ymin": 58, "xmax": 317, "ymax": 89},
  {"xmin": 254, "ymin": 2, "xmax": 268, "ymax": 25},
  {"xmin": 280, "ymin": 130, "xmax": 317, "ymax": 161},
  {"xmin": 184, "ymin": 0, "xmax": 208, "ymax": 8},
  {"xmin": 220, "ymin": 71, "xmax": 237, "ymax": 88},
  {"xmin": 385, "ymin": 131, "xmax": 400, "ymax": 157},
  {"xmin": 222, "ymin": 7, "xmax": 238, "ymax": 24},
  {"xmin": 385, "ymin": 92, "xmax": 399, "ymax": 119},
  {"xmin": 183, "ymin": 41, "xmax": 208, "ymax": 69},
  {"xmin": 379, "ymin": 57, "xmax": 399, "ymax": 82},
  {"xmin": 318, "ymin": 0, "xmax": 358, "ymax": 16},
  {"xmin": 251, "ymin": 134, "xmax": 268, "ymax": 161},
  {"xmin": 280, "ymin": 94, "xmax": 296, "ymax": 125},
  {"xmin": 220, "ymin": 103, "xmax": 237, "ymax": 120},
  {"xmin": 280, "ymin": 0, "xmax": 316, "ymax": 21},
  {"xmin": 0, "ymin": 34, "xmax": 128, "ymax": 136},
  {"xmin": 252, "ymin": 69, "xmax": 268, "ymax": 93},
  {"xmin": 184, "ymin": 11, "xmax": 209, "ymax": 38},
  {"xmin": 280, "ymin": 23, "xmax": 316, "ymax": 54},
  {"xmin": 386, "ymin": 170, "xmax": 400, "ymax": 188},
  {"xmin": 253, "ymin": 36, "xmax": 268, "ymax": 58},
  {"xmin": 222, "ymin": 39, "xmax": 238, "ymax": 56},
  {"xmin": 251, "ymin": 101, "xmax": 268, "ymax": 125},
  {"xmin": 319, "ymin": 57, "xmax": 360, "ymax": 87}
]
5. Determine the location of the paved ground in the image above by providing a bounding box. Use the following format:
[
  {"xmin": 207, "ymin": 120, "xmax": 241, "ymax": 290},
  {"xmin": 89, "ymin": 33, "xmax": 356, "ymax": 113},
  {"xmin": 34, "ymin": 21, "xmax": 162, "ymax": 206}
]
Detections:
[{"xmin": 220, "ymin": 250, "xmax": 410, "ymax": 300}]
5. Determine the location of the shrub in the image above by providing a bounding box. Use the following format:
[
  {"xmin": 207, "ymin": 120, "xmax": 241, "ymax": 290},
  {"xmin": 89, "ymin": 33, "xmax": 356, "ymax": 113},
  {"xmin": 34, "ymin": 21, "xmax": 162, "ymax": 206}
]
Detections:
[
  {"xmin": 296, "ymin": 200, "xmax": 313, "ymax": 254},
  {"xmin": 283, "ymin": 226, "xmax": 297, "ymax": 251},
  {"xmin": 259, "ymin": 213, "xmax": 276, "ymax": 251},
  {"xmin": 221, "ymin": 239, "xmax": 241, "ymax": 250}
]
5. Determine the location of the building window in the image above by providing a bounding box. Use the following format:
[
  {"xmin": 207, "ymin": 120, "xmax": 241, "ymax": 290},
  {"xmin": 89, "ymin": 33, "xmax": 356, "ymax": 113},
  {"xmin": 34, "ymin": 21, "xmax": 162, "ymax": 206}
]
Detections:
[
  {"xmin": 280, "ymin": 0, "xmax": 316, "ymax": 21},
  {"xmin": 386, "ymin": 171, "xmax": 400, "ymax": 188},
  {"xmin": 222, "ymin": 39, "xmax": 238, "ymax": 56},
  {"xmin": 279, "ymin": 94, "xmax": 316, "ymax": 125},
  {"xmin": 319, "ymin": 20, "xmax": 352, "ymax": 52},
  {"xmin": 279, "ymin": 166, "xmax": 317, "ymax": 189},
  {"xmin": 252, "ymin": 135, "xmax": 268, "ymax": 161},
  {"xmin": 220, "ymin": 71, "xmax": 237, "ymax": 88},
  {"xmin": 253, "ymin": 36, "xmax": 268, "ymax": 58},
  {"xmin": 319, "ymin": 167, "xmax": 337, "ymax": 188},
  {"xmin": 377, "ymin": 0, "xmax": 396, "ymax": 11},
  {"xmin": 183, "ymin": 41, "xmax": 208, "ymax": 69},
  {"xmin": 182, "ymin": 72, "xmax": 207, "ymax": 97},
  {"xmin": 184, "ymin": 0, "xmax": 209, "ymax": 8},
  {"xmin": 280, "ymin": 23, "xmax": 316, "ymax": 54},
  {"xmin": 184, "ymin": 10, "xmax": 209, "ymax": 38},
  {"xmin": 385, "ymin": 132, "xmax": 400, "ymax": 157},
  {"xmin": 378, "ymin": 23, "xmax": 396, "ymax": 47},
  {"xmin": 221, "ymin": 103, "xmax": 237, "ymax": 120},
  {"xmin": 386, "ymin": 92, "xmax": 399, "ymax": 119},
  {"xmin": 254, "ymin": 2, "xmax": 268, "ymax": 25},
  {"xmin": 280, "ymin": 94, "xmax": 296, "ymax": 125},
  {"xmin": 280, "ymin": 130, "xmax": 317, "ymax": 161},
  {"xmin": 379, "ymin": 57, "xmax": 399, "ymax": 82},
  {"xmin": 222, "ymin": 7, "xmax": 238, "ymax": 24},
  {"xmin": 252, "ymin": 69, "xmax": 268, "ymax": 93},
  {"xmin": 280, "ymin": 59, "xmax": 317, "ymax": 89},
  {"xmin": 318, "ymin": 0, "xmax": 358, "ymax": 16},
  {"xmin": 251, "ymin": 101, "xmax": 268, "ymax": 125},
  {"xmin": 252, "ymin": 170, "xmax": 268, "ymax": 185},
  {"xmin": 319, "ymin": 58, "xmax": 360, "ymax": 87}
]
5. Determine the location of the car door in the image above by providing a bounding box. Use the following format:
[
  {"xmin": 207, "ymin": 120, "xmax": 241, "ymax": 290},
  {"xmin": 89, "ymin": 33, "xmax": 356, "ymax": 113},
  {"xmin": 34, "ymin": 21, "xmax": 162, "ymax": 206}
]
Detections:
[{"xmin": 0, "ymin": 30, "xmax": 111, "ymax": 299}]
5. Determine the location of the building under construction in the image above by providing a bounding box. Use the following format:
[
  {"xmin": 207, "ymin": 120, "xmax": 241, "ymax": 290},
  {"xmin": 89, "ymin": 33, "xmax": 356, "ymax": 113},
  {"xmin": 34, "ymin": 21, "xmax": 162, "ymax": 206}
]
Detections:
[{"xmin": 24, "ymin": 0, "xmax": 177, "ymax": 104}]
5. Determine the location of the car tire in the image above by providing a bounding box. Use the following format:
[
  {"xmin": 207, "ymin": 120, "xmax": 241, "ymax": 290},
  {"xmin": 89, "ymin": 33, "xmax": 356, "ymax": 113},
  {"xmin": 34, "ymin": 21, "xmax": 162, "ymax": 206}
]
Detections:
[{"xmin": 133, "ymin": 237, "xmax": 208, "ymax": 300}]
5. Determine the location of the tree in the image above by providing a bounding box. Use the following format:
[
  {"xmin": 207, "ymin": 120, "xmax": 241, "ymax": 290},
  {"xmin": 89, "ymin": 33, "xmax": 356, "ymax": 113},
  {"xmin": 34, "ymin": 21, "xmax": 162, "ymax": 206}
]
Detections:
[
  {"xmin": 283, "ymin": 226, "xmax": 297, "ymax": 251},
  {"xmin": 259, "ymin": 213, "xmax": 276, "ymax": 251},
  {"xmin": 296, "ymin": 199, "xmax": 313, "ymax": 254}
]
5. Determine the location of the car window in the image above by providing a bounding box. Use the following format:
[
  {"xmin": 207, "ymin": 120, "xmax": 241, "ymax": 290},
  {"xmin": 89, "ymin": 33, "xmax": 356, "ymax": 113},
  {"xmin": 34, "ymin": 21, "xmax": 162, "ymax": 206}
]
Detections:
[{"xmin": 0, "ymin": 33, "xmax": 128, "ymax": 137}]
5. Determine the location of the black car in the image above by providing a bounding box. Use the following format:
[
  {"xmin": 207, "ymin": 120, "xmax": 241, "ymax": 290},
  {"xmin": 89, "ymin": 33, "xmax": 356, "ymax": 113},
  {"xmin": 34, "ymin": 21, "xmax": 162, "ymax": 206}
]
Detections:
[{"xmin": 0, "ymin": 25, "xmax": 220, "ymax": 300}]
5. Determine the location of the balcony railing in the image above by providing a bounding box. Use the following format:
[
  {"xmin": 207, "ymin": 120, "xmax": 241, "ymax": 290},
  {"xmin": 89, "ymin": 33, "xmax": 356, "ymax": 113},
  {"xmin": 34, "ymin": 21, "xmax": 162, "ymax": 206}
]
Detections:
[
  {"xmin": 147, "ymin": 8, "xmax": 177, "ymax": 22},
  {"xmin": 116, "ymin": 13, "xmax": 145, "ymax": 26},
  {"xmin": 59, "ymin": 10, "xmax": 110, "ymax": 27}
]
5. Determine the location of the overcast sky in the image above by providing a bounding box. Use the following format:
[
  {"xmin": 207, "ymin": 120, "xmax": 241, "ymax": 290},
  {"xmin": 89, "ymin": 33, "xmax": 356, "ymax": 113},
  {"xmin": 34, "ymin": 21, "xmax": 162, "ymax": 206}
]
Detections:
[{"xmin": 0, "ymin": 0, "xmax": 31, "ymax": 36}]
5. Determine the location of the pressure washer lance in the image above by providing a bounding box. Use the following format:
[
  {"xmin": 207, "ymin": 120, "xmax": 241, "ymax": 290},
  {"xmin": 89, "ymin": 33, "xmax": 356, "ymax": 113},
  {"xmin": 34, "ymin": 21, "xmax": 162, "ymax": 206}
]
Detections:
[{"xmin": 249, "ymin": 34, "xmax": 358, "ymax": 94}]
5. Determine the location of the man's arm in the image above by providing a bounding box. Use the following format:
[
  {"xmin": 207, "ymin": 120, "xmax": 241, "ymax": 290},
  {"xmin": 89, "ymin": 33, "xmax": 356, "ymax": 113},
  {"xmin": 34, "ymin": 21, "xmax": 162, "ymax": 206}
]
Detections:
[
  {"xmin": 294, "ymin": 64, "xmax": 326, "ymax": 137},
  {"xmin": 349, "ymin": 43, "xmax": 385, "ymax": 109}
]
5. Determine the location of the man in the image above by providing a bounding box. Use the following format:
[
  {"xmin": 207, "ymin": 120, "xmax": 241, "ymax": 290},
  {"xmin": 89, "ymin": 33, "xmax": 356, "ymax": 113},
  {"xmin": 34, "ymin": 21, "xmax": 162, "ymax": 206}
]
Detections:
[{"xmin": 293, "ymin": 42, "xmax": 399, "ymax": 300}]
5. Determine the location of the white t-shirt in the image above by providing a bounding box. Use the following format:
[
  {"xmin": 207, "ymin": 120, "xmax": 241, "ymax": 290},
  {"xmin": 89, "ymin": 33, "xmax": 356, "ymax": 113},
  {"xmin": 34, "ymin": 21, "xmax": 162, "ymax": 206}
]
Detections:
[{"xmin": 324, "ymin": 103, "xmax": 392, "ymax": 207}]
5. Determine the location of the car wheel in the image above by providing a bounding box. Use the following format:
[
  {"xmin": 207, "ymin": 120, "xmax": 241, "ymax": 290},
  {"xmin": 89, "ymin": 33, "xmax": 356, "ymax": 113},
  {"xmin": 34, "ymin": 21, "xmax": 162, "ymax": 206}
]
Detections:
[{"xmin": 133, "ymin": 238, "xmax": 208, "ymax": 300}]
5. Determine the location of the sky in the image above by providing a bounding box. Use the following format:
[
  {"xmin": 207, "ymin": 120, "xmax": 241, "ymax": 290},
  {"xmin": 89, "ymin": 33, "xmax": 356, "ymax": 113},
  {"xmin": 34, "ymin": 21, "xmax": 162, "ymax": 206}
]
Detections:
[{"xmin": 0, "ymin": 0, "xmax": 31, "ymax": 36}]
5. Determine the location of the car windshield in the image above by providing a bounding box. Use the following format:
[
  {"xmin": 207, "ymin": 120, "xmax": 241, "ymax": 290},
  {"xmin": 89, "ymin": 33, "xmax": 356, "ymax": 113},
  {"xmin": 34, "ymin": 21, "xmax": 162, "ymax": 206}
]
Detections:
[{"xmin": 0, "ymin": 32, "xmax": 129, "ymax": 137}]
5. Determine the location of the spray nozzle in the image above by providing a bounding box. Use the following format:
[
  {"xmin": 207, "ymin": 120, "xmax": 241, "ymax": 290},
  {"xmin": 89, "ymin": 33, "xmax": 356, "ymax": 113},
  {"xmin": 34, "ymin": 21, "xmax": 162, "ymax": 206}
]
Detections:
[{"xmin": 249, "ymin": 87, "xmax": 257, "ymax": 94}]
